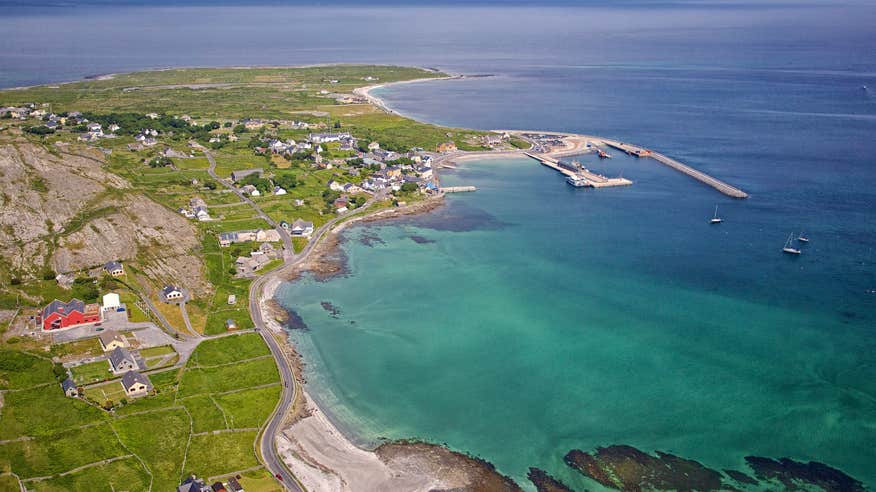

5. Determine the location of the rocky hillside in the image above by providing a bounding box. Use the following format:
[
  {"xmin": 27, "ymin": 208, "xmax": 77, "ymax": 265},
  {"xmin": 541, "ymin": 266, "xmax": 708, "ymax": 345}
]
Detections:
[{"xmin": 0, "ymin": 134, "xmax": 208, "ymax": 297}]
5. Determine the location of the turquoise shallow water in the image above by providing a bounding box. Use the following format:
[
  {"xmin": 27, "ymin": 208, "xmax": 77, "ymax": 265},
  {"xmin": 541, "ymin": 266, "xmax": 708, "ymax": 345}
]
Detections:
[{"xmin": 278, "ymin": 153, "xmax": 876, "ymax": 489}]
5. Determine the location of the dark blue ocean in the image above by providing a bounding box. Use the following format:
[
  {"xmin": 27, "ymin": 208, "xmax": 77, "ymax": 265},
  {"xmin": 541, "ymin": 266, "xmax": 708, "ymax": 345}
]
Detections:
[{"xmin": 4, "ymin": 2, "xmax": 875, "ymax": 489}]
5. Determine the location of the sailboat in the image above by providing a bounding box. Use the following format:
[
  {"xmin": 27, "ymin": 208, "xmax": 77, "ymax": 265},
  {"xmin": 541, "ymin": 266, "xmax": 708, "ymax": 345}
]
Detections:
[
  {"xmin": 797, "ymin": 232, "xmax": 810, "ymax": 243},
  {"xmin": 709, "ymin": 205, "xmax": 722, "ymax": 224},
  {"xmin": 783, "ymin": 233, "xmax": 802, "ymax": 255}
]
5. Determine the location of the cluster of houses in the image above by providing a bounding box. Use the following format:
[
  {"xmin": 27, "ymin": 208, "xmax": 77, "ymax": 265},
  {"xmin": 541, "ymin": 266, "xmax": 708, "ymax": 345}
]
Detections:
[
  {"xmin": 179, "ymin": 197, "xmax": 211, "ymax": 221},
  {"xmin": 234, "ymin": 242, "xmax": 280, "ymax": 276},
  {"xmin": 61, "ymin": 328, "xmax": 154, "ymax": 401},
  {"xmin": 219, "ymin": 228, "xmax": 281, "ymax": 247},
  {"xmin": 178, "ymin": 475, "xmax": 245, "ymax": 492}
]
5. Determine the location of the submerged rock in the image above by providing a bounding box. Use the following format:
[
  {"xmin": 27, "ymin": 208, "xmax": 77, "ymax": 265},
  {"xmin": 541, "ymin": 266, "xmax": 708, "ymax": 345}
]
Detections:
[
  {"xmin": 320, "ymin": 301, "xmax": 341, "ymax": 317},
  {"xmin": 409, "ymin": 234, "xmax": 435, "ymax": 244},
  {"xmin": 744, "ymin": 456, "xmax": 865, "ymax": 492},
  {"xmin": 723, "ymin": 469, "xmax": 758, "ymax": 485},
  {"xmin": 564, "ymin": 445, "xmax": 724, "ymax": 492},
  {"xmin": 284, "ymin": 308, "xmax": 309, "ymax": 331},
  {"xmin": 527, "ymin": 467, "xmax": 574, "ymax": 492}
]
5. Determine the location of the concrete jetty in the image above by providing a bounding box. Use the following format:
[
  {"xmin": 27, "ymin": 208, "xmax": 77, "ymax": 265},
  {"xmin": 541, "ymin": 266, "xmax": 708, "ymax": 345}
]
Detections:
[
  {"xmin": 602, "ymin": 140, "xmax": 748, "ymax": 198},
  {"xmin": 440, "ymin": 186, "xmax": 477, "ymax": 193},
  {"xmin": 524, "ymin": 152, "xmax": 633, "ymax": 188}
]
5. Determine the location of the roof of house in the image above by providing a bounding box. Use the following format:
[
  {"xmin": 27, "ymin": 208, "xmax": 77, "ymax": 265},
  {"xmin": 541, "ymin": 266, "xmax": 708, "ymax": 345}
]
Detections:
[
  {"xmin": 121, "ymin": 371, "xmax": 153, "ymax": 391},
  {"xmin": 109, "ymin": 347, "xmax": 136, "ymax": 370},
  {"xmin": 226, "ymin": 477, "xmax": 244, "ymax": 492},
  {"xmin": 99, "ymin": 330, "xmax": 126, "ymax": 347},
  {"xmin": 42, "ymin": 298, "xmax": 86, "ymax": 320},
  {"xmin": 104, "ymin": 261, "xmax": 123, "ymax": 272},
  {"xmin": 61, "ymin": 377, "xmax": 77, "ymax": 392},
  {"xmin": 162, "ymin": 285, "xmax": 182, "ymax": 297},
  {"xmin": 211, "ymin": 482, "xmax": 227, "ymax": 492},
  {"xmin": 292, "ymin": 218, "xmax": 313, "ymax": 229},
  {"xmin": 178, "ymin": 476, "xmax": 207, "ymax": 492}
]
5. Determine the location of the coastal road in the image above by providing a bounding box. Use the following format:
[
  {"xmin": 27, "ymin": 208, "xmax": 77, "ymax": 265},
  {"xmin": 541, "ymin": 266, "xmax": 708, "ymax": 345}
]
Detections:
[{"xmin": 207, "ymin": 143, "xmax": 381, "ymax": 490}]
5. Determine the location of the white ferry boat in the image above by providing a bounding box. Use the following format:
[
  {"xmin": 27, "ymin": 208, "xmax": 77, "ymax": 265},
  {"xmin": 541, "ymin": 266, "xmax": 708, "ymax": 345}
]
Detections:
[{"xmin": 566, "ymin": 175, "xmax": 590, "ymax": 187}]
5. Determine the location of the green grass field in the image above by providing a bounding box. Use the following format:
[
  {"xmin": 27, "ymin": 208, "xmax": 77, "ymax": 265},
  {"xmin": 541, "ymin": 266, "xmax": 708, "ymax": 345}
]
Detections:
[
  {"xmin": 70, "ymin": 359, "xmax": 113, "ymax": 385},
  {"xmin": 0, "ymin": 334, "xmax": 281, "ymax": 491}
]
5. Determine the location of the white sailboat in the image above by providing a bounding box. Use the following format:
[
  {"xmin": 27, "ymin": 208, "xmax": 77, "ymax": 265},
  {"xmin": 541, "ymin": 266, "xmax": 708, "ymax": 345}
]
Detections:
[
  {"xmin": 797, "ymin": 232, "xmax": 810, "ymax": 243},
  {"xmin": 783, "ymin": 233, "xmax": 802, "ymax": 255},
  {"xmin": 709, "ymin": 205, "xmax": 722, "ymax": 224}
]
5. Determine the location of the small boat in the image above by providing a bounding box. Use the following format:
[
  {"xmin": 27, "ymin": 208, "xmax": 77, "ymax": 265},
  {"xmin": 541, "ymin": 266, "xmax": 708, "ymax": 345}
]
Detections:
[
  {"xmin": 566, "ymin": 175, "xmax": 590, "ymax": 187},
  {"xmin": 597, "ymin": 149, "xmax": 611, "ymax": 159},
  {"xmin": 783, "ymin": 233, "xmax": 802, "ymax": 255},
  {"xmin": 709, "ymin": 205, "xmax": 722, "ymax": 224},
  {"xmin": 797, "ymin": 233, "xmax": 809, "ymax": 243}
]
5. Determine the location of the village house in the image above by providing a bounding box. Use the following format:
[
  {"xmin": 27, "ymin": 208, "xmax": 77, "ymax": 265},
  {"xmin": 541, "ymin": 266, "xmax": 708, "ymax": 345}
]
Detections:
[
  {"xmin": 178, "ymin": 476, "xmax": 211, "ymax": 492},
  {"xmin": 61, "ymin": 377, "xmax": 79, "ymax": 398},
  {"xmin": 273, "ymin": 186, "xmax": 287, "ymax": 195},
  {"xmin": 146, "ymin": 113, "xmax": 159, "ymax": 119},
  {"xmin": 290, "ymin": 218, "xmax": 314, "ymax": 237},
  {"xmin": 226, "ymin": 477, "xmax": 244, "ymax": 492},
  {"xmin": 99, "ymin": 330, "xmax": 129, "ymax": 352},
  {"xmin": 108, "ymin": 347, "xmax": 139, "ymax": 375},
  {"xmin": 230, "ymin": 169, "xmax": 263, "ymax": 182},
  {"xmin": 225, "ymin": 319, "xmax": 239, "ymax": 330},
  {"xmin": 211, "ymin": 482, "xmax": 227, "ymax": 492},
  {"xmin": 242, "ymin": 118, "xmax": 265, "ymax": 130},
  {"xmin": 227, "ymin": 294, "xmax": 237, "ymax": 305},
  {"xmin": 307, "ymin": 132, "xmax": 352, "ymax": 144},
  {"xmin": 342, "ymin": 183, "xmax": 363, "ymax": 194},
  {"xmin": 241, "ymin": 184, "xmax": 261, "ymax": 196},
  {"xmin": 102, "ymin": 293, "xmax": 121, "ymax": 313},
  {"xmin": 235, "ymin": 253, "xmax": 271, "ymax": 275},
  {"xmin": 161, "ymin": 285, "xmax": 184, "ymax": 302},
  {"xmin": 327, "ymin": 180, "xmax": 344, "ymax": 192},
  {"xmin": 104, "ymin": 261, "xmax": 124, "ymax": 277},
  {"xmin": 40, "ymin": 299, "xmax": 101, "ymax": 331},
  {"xmin": 121, "ymin": 371, "xmax": 153, "ymax": 398},
  {"xmin": 367, "ymin": 141, "xmax": 381, "ymax": 151},
  {"xmin": 334, "ymin": 196, "xmax": 350, "ymax": 213},
  {"xmin": 218, "ymin": 229, "xmax": 281, "ymax": 246}
]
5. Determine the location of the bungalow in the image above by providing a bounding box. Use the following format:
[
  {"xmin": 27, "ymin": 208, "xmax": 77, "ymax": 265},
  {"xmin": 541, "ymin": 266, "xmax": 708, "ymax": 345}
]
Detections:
[
  {"xmin": 333, "ymin": 196, "xmax": 350, "ymax": 213},
  {"xmin": 227, "ymin": 294, "xmax": 237, "ymax": 305},
  {"xmin": 342, "ymin": 183, "xmax": 363, "ymax": 194},
  {"xmin": 86, "ymin": 122, "xmax": 103, "ymax": 134},
  {"xmin": 99, "ymin": 330, "xmax": 129, "ymax": 352},
  {"xmin": 178, "ymin": 476, "xmax": 210, "ymax": 492},
  {"xmin": 273, "ymin": 186, "xmax": 287, "ymax": 195},
  {"xmin": 108, "ymin": 124, "xmax": 121, "ymax": 132},
  {"xmin": 242, "ymin": 119, "xmax": 265, "ymax": 130},
  {"xmin": 194, "ymin": 206, "xmax": 210, "ymax": 221},
  {"xmin": 230, "ymin": 169, "xmax": 263, "ymax": 182},
  {"xmin": 290, "ymin": 219, "xmax": 314, "ymax": 236},
  {"xmin": 327, "ymin": 180, "xmax": 344, "ymax": 192},
  {"xmin": 437, "ymin": 141, "xmax": 457, "ymax": 153},
  {"xmin": 61, "ymin": 377, "xmax": 79, "ymax": 398},
  {"xmin": 416, "ymin": 166, "xmax": 433, "ymax": 179},
  {"xmin": 104, "ymin": 261, "xmax": 124, "ymax": 277},
  {"xmin": 367, "ymin": 141, "xmax": 381, "ymax": 151},
  {"xmin": 101, "ymin": 293, "xmax": 121, "ymax": 312},
  {"xmin": 241, "ymin": 185, "xmax": 261, "ymax": 196},
  {"xmin": 108, "ymin": 347, "xmax": 139, "ymax": 374},
  {"xmin": 45, "ymin": 120, "xmax": 59, "ymax": 130},
  {"xmin": 120, "ymin": 371, "xmax": 153, "ymax": 398},
  {"xmin": 78, "ymin": 132, "xmax": 99, "ymax": 143},
  {"xmin": 161, "ymin": 285, "xmax": 184, "ymax": 302},
  {"xmin": 225, "ymin": 319, "xmax": 239, "ymax": 330},
  {"xmin": 40, "ymin": 299, "xmax": 101, "ymax": 331}
]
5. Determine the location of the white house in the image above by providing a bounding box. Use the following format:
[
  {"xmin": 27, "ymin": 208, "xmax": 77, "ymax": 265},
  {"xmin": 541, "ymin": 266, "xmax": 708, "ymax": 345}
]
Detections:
[
  {"xmin": 327, "ymin": 180, "xmax": 345, "ymax": 192},
  {"xmin": 161, "ymin": 285, "xmax": 184, "ymax": 302},
  {"xmin": 274, "ymin": 186, "xmax": 287, "ymax": 195},
  {"xmin": 102, "ymin": 293, "xmax": 121, "ymax": 312},
  {"xmin": 290, "ymin": 219, "xmax": 314, "ymax": 237}
]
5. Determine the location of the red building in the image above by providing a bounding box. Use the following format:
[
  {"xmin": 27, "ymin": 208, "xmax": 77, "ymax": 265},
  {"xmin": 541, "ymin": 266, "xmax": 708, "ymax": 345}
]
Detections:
[{"xmin": 40, "ymin": 299, "xmax": 101, "ymax": 331}]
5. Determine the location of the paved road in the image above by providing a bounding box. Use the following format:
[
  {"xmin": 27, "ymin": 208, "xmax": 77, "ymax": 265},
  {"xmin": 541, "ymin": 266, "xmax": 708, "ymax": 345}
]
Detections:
[{"xmin": 204, "ymin": 150, "xmax": 295, "ymax": 259}]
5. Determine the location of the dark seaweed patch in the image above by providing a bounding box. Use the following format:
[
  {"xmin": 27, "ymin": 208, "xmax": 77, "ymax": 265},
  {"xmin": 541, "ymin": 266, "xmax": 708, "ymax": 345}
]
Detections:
[{"xmin": 320, "ymin": 301, "xmax": 341, "ymax": 318}]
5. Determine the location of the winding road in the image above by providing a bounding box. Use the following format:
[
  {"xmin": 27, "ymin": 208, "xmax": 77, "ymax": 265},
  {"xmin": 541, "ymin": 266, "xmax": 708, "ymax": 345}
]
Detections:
[{"xmin": 204, "ymin": 147, "xmax": 379, "ymax": 490}]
